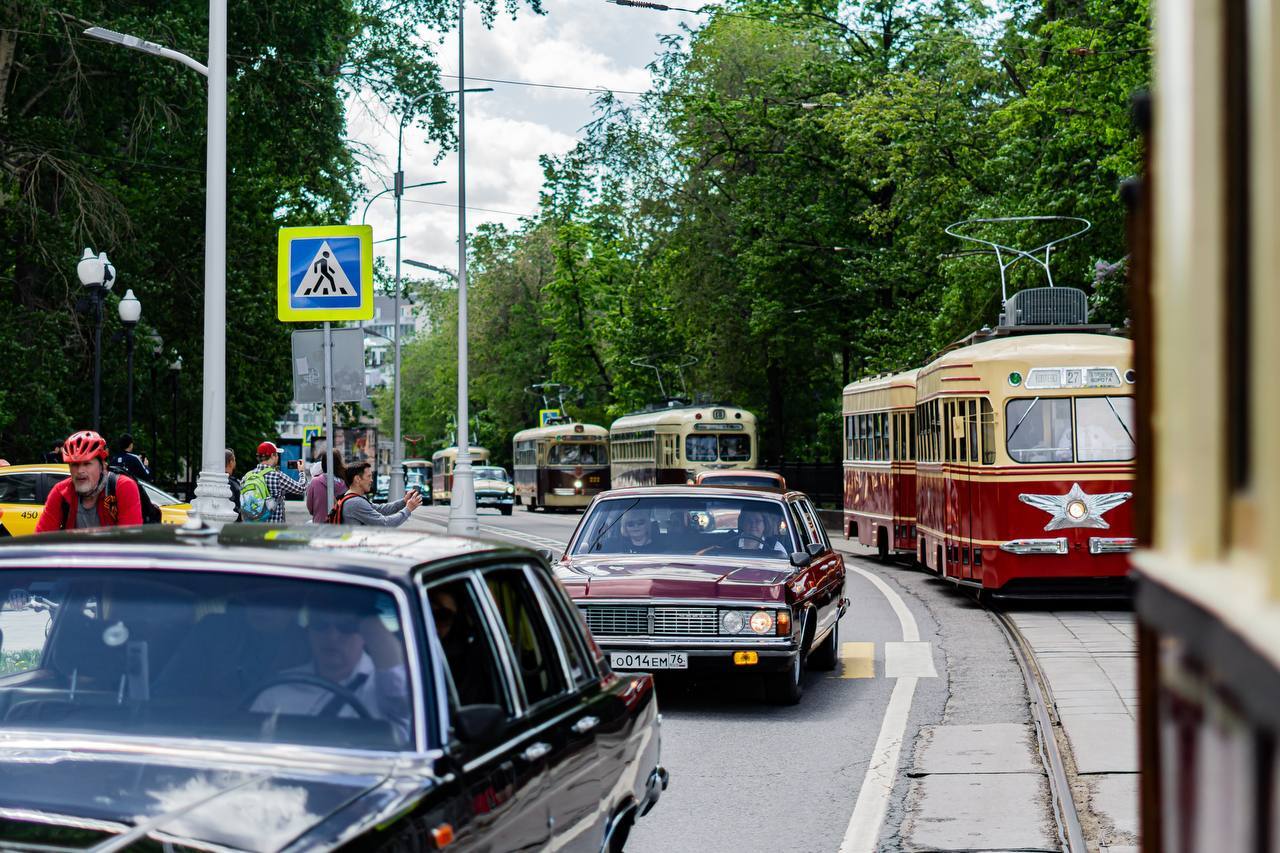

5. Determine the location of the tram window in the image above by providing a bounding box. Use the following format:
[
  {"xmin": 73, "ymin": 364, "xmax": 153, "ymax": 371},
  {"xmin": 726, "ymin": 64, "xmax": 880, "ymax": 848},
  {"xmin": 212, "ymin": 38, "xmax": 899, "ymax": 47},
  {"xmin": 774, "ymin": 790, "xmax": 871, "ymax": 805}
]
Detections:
[
  {"xmin": 944, "ymin": 402, "xmax": 954, "ymax": 462},
  {"xmin": 909, "ymin": 413, "xmax": 916, "ymax": 461},
  {"xmin": 549, "ymin": 443, "xmax": 605, "ymax": 465},
  {"xmin": 686, "ymin": 435, "xmax": 718, "ymax": 462},
  {"xmin": 980, "ymin": 399, "xmax": 995, "ymax": 464},
  {"xmin": 720, "ymin": 434, "xmax": 751, "ymax": 462},
  {"xmin": 967, "ymin": 400, "xmax": 978, "ymax": 462},
  {"xmin": 1006, "ymin": 398, "xmax": 1073, "ymax": 463},
  {"xmin": 1076, "ymin": 397, "xmax": 1136, "ymax": 461}
]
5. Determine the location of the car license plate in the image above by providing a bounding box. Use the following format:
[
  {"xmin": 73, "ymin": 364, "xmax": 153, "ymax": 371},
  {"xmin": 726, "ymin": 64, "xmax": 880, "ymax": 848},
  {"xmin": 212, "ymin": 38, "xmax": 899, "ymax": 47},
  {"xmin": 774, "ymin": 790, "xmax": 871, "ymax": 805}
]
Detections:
[{"xmin": 611, "ymin": 652, "xmax": 688, "ymax": 671}]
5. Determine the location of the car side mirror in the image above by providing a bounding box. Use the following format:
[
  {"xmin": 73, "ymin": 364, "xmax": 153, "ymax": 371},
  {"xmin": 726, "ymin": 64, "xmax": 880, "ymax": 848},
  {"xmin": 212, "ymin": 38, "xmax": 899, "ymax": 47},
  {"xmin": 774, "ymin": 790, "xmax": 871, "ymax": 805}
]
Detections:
[
  {"xmin": 535, "ymin": 547, "xmax": 556, "ymax": 564},
  {"xmin": 806, "ymin": 542, "xmax": 825, "ymax": 557},
  {"xmin": 789, "ymin": 551, "xmax": 813, "ymax": 568},
  {"xmin": 455, "ymin": 704, "xmax": 507, "ymax": 744}
]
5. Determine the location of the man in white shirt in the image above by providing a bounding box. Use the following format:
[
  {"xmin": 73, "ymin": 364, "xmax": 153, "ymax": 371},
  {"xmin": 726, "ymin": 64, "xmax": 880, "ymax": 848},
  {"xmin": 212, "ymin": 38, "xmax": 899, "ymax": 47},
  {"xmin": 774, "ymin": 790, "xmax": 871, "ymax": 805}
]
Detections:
[{"xmin": 251, "ymin": 593, "xmax": 411, "ymax": 745}]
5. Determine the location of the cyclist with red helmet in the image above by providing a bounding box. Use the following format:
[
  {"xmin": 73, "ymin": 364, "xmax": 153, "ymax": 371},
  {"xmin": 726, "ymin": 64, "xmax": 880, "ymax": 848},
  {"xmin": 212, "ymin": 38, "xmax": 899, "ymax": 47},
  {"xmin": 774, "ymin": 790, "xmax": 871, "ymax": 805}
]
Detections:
[{"xmin": 35, "ymin": 430, "xmax": 144, "ymax": 532}]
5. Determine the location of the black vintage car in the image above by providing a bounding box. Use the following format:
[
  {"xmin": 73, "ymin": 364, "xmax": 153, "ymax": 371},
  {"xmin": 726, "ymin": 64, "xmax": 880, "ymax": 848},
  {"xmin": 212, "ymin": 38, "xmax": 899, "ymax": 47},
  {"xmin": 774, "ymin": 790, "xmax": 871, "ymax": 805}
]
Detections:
[{"xmin": 0, "ymin": 524, "xmax": 666, "ymax": 851}]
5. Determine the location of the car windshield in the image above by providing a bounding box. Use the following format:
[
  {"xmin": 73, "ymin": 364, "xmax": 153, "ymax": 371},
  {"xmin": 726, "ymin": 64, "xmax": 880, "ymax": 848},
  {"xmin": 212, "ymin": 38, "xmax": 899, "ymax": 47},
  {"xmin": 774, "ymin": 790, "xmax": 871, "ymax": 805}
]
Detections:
[
  {"xmin": 547, "ymin": 443, "xmax": 607, "ymax": 465},
  {"xmin": 141, "ymin": 482, "xmax": 183, "ymax": 506},
  {"xmin": 0, "ymin": 569, "xmax": 415, "ymax": 751},
  {"xmin": 474, "ymin": 467, "xmax": 509, "ymax": 482},
  {"xmin": 572, "ymin": 497, "xmax": 793, "ymax": 559}
]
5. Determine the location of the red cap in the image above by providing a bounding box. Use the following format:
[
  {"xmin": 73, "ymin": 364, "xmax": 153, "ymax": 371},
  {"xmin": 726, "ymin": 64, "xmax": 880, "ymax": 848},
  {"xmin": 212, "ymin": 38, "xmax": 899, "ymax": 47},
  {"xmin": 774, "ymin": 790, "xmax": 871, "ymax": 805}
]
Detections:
[{"xmin": 256, "ymin": 441, "xmax": 280, "ymax": 456}]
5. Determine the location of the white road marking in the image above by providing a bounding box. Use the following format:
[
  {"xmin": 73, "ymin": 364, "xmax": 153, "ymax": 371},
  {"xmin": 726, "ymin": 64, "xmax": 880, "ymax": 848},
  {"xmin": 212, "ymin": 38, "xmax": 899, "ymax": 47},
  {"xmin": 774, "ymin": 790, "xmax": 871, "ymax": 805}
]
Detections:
[
  {"xmin": 839, "ymin": 564, "xmax": 924, "ymax": 853},
  {"xmin": 476, "ymin": 523, "xmax": 568, "ymax": 550},
  {"xmin": 885, "ymin": 641, "xmax": 938, "ymax": 679}
]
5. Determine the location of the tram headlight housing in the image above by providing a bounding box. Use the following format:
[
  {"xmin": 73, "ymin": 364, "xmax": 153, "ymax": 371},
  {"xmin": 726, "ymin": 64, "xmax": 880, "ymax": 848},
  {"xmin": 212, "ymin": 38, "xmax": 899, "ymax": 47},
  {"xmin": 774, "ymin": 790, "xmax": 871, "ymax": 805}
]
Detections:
[
  {"xmin": 574, "ymin": 479, "xmax": 583, "ymax": 489},
  {"xmin": 1066, "ymin": 499, "xmax": 1088, "ymax": 521}
]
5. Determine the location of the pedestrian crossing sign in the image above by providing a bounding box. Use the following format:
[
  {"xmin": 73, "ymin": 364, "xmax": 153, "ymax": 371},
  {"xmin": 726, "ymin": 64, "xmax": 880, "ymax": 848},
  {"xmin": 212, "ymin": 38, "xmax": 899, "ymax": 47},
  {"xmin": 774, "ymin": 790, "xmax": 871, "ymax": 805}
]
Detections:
[{"xmin": 277, "ymin": 225, "xmax": 374, "ymax": 322}]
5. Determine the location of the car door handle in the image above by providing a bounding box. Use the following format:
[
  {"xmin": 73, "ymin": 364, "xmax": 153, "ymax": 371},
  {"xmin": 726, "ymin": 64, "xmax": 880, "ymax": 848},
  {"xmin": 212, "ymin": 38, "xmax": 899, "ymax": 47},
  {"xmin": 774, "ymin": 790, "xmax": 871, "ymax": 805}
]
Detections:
[
  {"xmin": 520, "ymin": 741, "xmax": 552, "ymax": 762},
  {"xmin": 571, "ymin": 715, "xmax": 599, "ymax": 734}
]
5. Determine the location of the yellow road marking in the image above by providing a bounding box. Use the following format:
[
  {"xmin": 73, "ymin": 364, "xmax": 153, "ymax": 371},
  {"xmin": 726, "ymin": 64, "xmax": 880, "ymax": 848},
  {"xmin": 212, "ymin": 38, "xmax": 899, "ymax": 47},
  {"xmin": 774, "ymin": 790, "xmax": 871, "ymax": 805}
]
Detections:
[{"xmin": 839, "ymin": 642, "xmax": 875, "ymax": 679}]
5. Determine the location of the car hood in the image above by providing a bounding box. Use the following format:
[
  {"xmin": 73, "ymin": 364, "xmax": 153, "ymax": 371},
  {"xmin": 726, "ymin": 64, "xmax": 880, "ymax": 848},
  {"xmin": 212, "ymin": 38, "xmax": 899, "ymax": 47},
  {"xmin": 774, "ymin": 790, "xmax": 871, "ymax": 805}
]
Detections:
[
  {"xmin": 557, "ymin": 555, "xmax": 793, "ymax": 603},
  {"xmin": 474, "ymin": 479, "xmax": 510, "ymax": 491},
  {"xmin": 0, "ymin": 736, "xmax": 429, "ymax": 852}
]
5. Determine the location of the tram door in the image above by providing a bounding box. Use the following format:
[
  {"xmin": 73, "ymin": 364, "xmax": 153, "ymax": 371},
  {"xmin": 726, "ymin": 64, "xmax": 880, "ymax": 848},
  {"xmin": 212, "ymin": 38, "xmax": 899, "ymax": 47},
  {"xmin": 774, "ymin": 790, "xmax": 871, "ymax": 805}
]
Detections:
[
  {"xmin": 947, "ymin": 402, "xmax": 974, "ymax": 580},
  {"xmin": 963, "ymin": 400, "xmax": 981, "ymax": 581}
]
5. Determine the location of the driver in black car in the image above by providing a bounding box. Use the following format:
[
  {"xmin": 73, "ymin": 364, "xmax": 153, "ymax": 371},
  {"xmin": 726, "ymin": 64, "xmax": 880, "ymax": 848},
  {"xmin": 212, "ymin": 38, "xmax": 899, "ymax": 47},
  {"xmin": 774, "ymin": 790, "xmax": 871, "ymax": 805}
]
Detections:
[{"xmin": 250, "ymin": 591, "xmax": 411, "ymax": 743}]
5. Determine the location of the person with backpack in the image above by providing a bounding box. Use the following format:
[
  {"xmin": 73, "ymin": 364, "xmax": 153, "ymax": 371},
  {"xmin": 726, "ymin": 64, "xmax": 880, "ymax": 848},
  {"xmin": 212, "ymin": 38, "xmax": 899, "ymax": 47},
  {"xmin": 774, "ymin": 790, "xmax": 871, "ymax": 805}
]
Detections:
[
  {"xmin": 36, "ymin": 430, "xmax": 144, "ymax": 532},
  {"xmin": 328, "ymin": 462, "xmax": 421, "ymax": 526},
  {"xmin": 111, "ymin": 433, "xmax": 151, "ymax": 483},
  {"xmin": 306, "ymin": 449, "xmax": 346, "ymax": 524},
  {"xmin": 240, "ymin": 441, "xmax": 309, "ymax": 523}
]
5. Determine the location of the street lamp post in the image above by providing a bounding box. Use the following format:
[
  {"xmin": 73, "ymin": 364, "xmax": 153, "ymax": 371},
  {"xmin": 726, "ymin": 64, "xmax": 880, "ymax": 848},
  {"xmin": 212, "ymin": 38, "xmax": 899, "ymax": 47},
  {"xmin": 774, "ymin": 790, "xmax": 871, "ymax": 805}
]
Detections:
[
  {"xmin": 451, "ymin": 0, "xmax": 478, "ymax": 536},
  {"xmin": 76, "ymin": 248, "xmax": 115, "ymax": 433},
  {"xmin": 117, "ymin": 289, "xmax": 141, "ymax": 435},
  {"xmin": 85, "ymin": 4, "xmax": 236, "ymax": 524},
  {"xmin": 170, "ymin": 355, "xmax": 183, "ymax": 488}
]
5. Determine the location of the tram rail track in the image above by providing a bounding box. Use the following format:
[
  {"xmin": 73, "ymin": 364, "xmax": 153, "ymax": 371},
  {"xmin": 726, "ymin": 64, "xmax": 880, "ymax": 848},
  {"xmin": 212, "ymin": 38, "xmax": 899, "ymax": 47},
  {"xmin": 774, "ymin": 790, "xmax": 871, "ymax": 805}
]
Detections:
[{"xmin": 989, "ymin": 606, "xmax": 1088, "ymax": 853}]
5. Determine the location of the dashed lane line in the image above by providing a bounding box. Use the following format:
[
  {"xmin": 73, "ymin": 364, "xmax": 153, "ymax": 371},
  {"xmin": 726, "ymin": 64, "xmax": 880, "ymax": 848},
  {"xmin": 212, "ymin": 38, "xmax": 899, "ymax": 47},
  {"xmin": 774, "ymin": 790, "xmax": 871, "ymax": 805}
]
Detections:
[
  {"xmin": 839, "ymin": 564, "xmax": 926, "ymax": 853},
  {"xmin": 839, "ymin": 642, "xmax": 876, "ymax": 679}
]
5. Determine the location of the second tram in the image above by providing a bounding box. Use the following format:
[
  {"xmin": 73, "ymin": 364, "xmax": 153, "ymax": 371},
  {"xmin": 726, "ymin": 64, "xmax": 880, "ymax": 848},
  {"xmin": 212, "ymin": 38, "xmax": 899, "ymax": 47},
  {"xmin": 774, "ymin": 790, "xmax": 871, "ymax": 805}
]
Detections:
[
  {"xmin": 609, "ymin": 403, "xmax": 757, "ymax": 488},
  {"xmin": 429, "ymin": 445, "xmax": 491, "ymax": 505},
  {"xmin": 512, "ymin": 421, "xmax": 610, "ymax": 511},
  {"xmin": 842, "ymin": 370, "xmax": 918, "ymax": 560},
  {"xmin": 914, "ymin": 332, "xmax": 1135, "ymax": 594},
  {"xmin": 402, "ymin": 458, "xmax": 432, "ymax": 495}
]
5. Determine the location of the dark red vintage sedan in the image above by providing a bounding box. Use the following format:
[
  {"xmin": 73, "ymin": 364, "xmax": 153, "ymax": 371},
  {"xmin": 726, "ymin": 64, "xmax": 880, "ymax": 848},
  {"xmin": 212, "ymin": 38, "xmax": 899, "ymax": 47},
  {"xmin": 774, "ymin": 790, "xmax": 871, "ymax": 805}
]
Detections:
[{"xmin": 552, "ymin": 486, "xmax": 848, "ymax": 704}]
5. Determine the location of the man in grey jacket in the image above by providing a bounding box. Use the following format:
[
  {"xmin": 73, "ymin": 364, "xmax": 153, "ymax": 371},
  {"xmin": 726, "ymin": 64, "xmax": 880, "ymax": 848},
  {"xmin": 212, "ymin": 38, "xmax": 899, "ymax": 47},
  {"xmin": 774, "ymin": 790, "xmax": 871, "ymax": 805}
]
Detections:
[{"xmin": 330, "ymin": 462, "xmax": 422, "ymax": 526}]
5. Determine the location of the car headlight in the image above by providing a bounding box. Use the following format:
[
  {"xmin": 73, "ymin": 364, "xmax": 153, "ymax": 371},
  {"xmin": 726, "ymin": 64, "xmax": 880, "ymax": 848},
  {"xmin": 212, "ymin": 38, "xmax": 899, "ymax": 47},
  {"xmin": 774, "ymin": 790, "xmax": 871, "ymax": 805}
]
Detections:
[
  {"xmin": 719, "ymin": 609, "xmax": 776, "ymax": 635},
  {"xmin": 506, "ymin": 485, "xmax": 515, "ymax": 494},
  {"xmin": 574, "ymin": 479, "xmax": 583, "ymax": 489}
]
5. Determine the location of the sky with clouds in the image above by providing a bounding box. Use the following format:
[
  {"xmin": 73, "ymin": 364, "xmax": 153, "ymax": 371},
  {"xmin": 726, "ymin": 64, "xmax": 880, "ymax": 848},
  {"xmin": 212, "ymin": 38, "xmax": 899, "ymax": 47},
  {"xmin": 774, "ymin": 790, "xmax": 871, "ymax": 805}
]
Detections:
[{"xmin": 349, "ymin": 1, "xmax": 704, "ymax": 283}]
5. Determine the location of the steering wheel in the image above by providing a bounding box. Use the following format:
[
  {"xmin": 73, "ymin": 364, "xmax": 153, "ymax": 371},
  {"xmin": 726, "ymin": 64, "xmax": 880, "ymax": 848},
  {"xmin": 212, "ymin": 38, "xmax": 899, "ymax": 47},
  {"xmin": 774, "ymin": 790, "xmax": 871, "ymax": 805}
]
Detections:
[
  {"xmin": 241, "ymin": 673, "xmax": 373, "ymax": 719},
  {"xmin": 737, "ymin": 534, "xmax": 767, "ymax": 548}
]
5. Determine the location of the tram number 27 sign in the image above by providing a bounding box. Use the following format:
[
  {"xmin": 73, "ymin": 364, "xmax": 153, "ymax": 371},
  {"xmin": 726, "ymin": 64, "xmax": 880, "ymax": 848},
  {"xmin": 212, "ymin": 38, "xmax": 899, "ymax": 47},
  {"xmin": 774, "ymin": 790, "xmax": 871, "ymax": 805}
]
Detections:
[{"xmin": 277, "ymin": 225, "xmax": 374, "ymax": 322}]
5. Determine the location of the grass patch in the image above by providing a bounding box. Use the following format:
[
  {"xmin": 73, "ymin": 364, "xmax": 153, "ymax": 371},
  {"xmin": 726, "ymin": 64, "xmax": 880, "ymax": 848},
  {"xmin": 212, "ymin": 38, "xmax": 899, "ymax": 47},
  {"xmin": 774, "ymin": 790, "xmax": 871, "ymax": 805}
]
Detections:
[{"xmin": 0, "ymin": 649, "xmax": 41, "ymax": 675}]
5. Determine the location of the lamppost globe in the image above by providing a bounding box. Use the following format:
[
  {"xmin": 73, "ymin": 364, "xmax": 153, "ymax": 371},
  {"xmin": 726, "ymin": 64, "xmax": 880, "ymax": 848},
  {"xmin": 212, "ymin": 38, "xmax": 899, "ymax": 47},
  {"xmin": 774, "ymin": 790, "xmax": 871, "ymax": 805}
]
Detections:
[
  {"xmin": 117, "ymin": 289, "xmax": 141, "ymax": 325},
  {"xmin": 76, "ymin": 248, "xmax": 104, "ymax": 286},
  {"xmin": 77, "ymin": 248, "xmax": 112, "ymax": 432}
]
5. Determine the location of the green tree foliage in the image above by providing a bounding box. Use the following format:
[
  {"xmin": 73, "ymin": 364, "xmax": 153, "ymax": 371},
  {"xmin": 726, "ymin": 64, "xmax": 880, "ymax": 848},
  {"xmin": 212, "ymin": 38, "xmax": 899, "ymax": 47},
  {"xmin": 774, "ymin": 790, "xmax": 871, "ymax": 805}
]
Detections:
[
  {"xmin": 0, "ymin": 0, "xmax": 539, "ymax": 471},
  {"xmin": 379, "ymin": 0, "xmax": 1150, "ymax": 464}
]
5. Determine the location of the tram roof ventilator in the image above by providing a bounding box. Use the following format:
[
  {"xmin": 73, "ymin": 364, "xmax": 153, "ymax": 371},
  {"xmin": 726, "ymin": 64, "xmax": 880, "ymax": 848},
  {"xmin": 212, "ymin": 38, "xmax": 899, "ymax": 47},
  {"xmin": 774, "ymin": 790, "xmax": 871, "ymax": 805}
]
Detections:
[{"xmin": 945, "ymin": 215, "xmax": 1115, "ymax": 340}]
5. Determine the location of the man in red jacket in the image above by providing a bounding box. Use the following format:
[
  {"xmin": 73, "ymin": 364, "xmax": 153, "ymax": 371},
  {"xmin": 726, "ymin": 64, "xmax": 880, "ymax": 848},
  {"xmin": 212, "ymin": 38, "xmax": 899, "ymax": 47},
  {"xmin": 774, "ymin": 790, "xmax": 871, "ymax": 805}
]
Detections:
[{"xmin": 36, "ymin": 430, "xmax": 143, "ymax": 532}]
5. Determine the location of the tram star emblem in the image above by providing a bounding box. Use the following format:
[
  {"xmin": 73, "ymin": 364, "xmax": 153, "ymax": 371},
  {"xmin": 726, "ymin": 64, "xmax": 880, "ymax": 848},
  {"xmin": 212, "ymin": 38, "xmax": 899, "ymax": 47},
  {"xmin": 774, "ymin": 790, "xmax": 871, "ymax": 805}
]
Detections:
[{"xmin": 1019, "ymin": 483, "xmax": 1132, "ymax": 531}]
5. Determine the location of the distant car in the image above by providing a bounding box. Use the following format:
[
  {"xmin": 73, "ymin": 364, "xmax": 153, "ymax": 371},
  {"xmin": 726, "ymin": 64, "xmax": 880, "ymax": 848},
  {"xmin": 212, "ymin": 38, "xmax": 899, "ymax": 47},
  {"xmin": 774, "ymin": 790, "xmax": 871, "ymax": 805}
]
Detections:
[
  {"xmin": 693, "ymin": 469, "xmax": 787, "ymax": 491},
  {"xmin": 473, "ymin": 465, "xmax": 515, "ymax": 516},
  {"xmin": 0, "ymin": 463, "xmax": 190, "ymax": 535},
  {"xmin": 0, "ymin": 524, "xmax": 667, "ymax": 850},
  {"xmin": 555, "ymin": 485, "xmax": 847, "ymax": 704}
]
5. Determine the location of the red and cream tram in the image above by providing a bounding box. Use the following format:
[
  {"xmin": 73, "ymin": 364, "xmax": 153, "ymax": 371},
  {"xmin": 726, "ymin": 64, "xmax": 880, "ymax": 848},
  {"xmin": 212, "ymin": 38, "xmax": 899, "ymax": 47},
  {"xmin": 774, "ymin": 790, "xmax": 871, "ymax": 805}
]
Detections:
[
  {"xmin": 914, "ymin": 332, "xmax": 1135, "ymax": 594},
  {"xmin": 842, "ymin": 370, "xmax": 918, "ymax": 560},
  {"xmin": 608, "ymin": 403, "xmax": 758, "ymax": 489},
  {"xmin": 512, "ymin": 421, "xmax": 610, "ymax": 511}
]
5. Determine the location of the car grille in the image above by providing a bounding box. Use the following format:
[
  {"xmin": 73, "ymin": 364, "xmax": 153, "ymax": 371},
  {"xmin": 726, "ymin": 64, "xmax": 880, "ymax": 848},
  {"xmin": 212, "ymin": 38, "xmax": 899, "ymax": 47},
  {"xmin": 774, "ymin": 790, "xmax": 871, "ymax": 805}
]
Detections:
[{"xmin": 579, "ymin": 605, "xmax": 719, "ymax": 636}]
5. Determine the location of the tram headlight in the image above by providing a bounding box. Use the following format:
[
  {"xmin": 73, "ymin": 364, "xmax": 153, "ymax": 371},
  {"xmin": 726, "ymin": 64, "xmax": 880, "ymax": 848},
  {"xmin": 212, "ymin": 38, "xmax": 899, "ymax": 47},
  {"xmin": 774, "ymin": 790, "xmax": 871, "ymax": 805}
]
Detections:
[
  {"xmin": 1066, "ymin": 499, "xmax": 1088, "ymax": 521},
  {"xmin": 574, "ymin": 479, "xmax": 583, "ymax": 489}
]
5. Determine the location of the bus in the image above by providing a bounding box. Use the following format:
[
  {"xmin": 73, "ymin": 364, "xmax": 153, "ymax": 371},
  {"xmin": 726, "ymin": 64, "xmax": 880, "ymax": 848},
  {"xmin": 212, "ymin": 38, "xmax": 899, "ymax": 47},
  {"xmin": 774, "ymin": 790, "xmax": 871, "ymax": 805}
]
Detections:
[
  {"xmin": 842, "ymin": 370, "xmax": 918, "ymax": 560},
  {"xmin": 512, "ymin": 422, "xmax": 610, "ymax": 511},
  {"xmin": 915, "ymin": 332, "xmax": 1134, "ymax": 594},
  {"xmin": 429, "ymin": 445, "xmax": 491, "ymax": 505},
  {"xmin": 608, "ymin": 403, "xmax": 757, "ymax": 489}
]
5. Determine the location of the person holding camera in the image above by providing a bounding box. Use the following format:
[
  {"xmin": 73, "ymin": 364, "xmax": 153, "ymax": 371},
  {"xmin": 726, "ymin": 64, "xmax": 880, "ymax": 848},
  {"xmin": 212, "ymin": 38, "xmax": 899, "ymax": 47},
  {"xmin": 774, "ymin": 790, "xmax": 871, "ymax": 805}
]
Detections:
[
  {"xmin": 327, "ymin": 462, "xmax": 421, "ymax": 527},
  {"xmin": 240, "ymin": 441, "xmax": 310, "ymax": 523}
]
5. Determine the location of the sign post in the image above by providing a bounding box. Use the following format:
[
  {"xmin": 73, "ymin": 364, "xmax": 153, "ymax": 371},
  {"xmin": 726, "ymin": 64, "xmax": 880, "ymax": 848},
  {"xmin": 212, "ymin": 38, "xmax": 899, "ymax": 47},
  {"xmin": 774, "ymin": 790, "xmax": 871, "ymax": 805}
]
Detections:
[{"xmin": 278, "ymin": 224, "xmax": 373, "ymax": 517}]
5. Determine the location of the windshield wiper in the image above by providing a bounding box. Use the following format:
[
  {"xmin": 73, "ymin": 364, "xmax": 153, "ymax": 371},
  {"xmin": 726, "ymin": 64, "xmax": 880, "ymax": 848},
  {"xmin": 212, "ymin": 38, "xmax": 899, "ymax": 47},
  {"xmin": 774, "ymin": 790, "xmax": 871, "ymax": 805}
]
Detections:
[
  {"xmin": 584, "ymin": 499, "xmax": 640, "ymax": 554},
  {"xmin": 1006, "ymin": 397, "xmax": 1042, "ymax": 448},
  {"xmin": 1103, "ymin": 396, "xmax": 1136, "ymax": 445}
]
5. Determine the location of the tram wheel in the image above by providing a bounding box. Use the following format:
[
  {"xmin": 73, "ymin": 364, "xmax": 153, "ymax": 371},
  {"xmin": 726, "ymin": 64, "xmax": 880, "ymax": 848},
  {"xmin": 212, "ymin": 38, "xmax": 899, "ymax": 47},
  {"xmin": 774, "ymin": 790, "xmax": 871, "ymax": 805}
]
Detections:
[{"xmin": 877, "ymin": 528, "xmax": 890, "ymax": 562}]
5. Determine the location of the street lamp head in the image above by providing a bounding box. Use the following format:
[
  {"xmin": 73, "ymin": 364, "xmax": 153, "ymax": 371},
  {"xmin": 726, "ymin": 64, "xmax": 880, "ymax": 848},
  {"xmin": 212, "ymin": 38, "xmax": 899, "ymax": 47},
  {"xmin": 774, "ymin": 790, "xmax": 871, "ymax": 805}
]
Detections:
[
  {"xmin": 77, "ymin": 248, "xmax": 104, "ymax": 288},
  {"xmin": 170, "ymin": 355, "xmax": 183, "ymax": 372},
  {"xmin": 145, "ymin": 332, "xmax": 164, "ymax": 355},
  {"xmin": 99, "ymin": 252, "xmax": 116, "ymax": 292},
  {"xmin": 117, "ymin": 289, "xmax": 142, "ymax": 326}
]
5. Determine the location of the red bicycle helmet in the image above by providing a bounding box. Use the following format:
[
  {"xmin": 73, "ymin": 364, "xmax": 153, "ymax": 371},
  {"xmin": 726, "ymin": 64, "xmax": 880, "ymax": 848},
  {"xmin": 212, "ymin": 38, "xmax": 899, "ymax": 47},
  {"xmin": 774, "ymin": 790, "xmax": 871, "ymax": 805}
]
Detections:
[{"xmin": 62, "ymin": 430, "xmax": 108, "ymax": 463}]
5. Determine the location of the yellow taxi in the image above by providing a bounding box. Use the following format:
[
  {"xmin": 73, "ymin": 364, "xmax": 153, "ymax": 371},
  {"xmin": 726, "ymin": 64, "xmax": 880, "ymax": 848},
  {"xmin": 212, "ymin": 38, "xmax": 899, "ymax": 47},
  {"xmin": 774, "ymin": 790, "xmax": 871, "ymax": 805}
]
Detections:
[{"xmin": 0, "ymin": 464, "xmax": 191, "ymax": 536}]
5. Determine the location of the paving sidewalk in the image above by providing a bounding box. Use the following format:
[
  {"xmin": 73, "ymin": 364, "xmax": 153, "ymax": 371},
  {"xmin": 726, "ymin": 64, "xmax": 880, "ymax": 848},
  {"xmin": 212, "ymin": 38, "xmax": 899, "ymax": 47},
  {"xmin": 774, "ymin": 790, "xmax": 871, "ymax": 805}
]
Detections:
[{"xmin": 1008, "ymin": 609, "xmax": 1140, "ymax": 852}]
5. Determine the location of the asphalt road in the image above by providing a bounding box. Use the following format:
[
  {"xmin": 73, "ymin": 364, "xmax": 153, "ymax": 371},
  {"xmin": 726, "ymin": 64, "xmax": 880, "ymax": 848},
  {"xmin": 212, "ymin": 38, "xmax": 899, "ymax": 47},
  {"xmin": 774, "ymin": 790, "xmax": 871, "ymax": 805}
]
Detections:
[{"xmin": 406, "ymin": 505, "xmax": 953, "ymax": 853}]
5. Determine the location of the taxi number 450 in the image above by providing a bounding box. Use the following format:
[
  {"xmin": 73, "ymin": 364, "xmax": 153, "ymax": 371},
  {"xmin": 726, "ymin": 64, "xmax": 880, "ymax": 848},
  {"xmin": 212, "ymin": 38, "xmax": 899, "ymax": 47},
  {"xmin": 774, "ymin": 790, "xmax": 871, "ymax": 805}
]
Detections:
[{"xmin": 611, "ymin": 652, "xmax": 688, "ymax": 671}]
